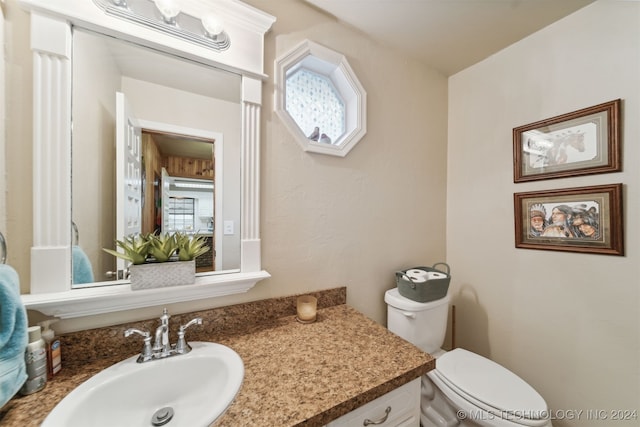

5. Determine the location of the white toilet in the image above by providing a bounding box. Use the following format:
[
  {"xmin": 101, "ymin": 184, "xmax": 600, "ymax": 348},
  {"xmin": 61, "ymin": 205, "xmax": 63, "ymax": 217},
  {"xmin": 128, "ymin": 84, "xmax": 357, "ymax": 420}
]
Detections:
[{"xmin": 385, "ymin": 288, "xmax": 553, "ymax": 427}]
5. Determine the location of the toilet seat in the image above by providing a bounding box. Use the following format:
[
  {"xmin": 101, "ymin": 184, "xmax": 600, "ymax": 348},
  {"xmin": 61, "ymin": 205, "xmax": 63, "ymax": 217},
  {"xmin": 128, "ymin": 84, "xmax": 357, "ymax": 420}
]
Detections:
[{"xmin": 430, "ymin": 349, "xmax": 550, "ymax": 427}]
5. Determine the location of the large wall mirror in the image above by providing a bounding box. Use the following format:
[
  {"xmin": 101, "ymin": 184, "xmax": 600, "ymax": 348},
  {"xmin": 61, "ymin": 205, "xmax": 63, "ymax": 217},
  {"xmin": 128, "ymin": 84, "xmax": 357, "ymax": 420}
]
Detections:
[
  {"xmin": 72, "ymin": 28, "xmax": 241, "ymax": 285},
  {"xmin": 18, "ymin": 0, "xmax": 275, "ymax": 318}
]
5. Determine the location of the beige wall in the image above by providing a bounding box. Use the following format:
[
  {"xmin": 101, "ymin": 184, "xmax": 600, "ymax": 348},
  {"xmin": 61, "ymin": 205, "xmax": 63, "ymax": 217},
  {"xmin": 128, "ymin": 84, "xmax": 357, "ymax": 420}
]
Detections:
[
  {"xmin": 0, "ymin": 7, "xmax": 6, "ymax": 235},
  {"xmin": 5, "ymin": 0, "xmax": 638, "ymax": 423},
  {"xmin": 4, "ymin": 2, "xmax": 32, "ymax": 286},
  {"xmin": 447, "ymin": 1, "xmax": 639, "ymax": 425},
  {"xmin": 256, "ymin": 0, "xmax": 448, "ymax": 326},
  {"xmin": 6, "ymin": 0, "xmax": 448, "ymax": 331}
]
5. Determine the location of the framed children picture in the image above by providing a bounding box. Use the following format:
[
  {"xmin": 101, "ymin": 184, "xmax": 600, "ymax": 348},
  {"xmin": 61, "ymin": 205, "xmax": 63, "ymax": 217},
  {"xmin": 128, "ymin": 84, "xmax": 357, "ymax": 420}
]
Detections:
[
  {"xmin": 513, "ymin": 99, "xmax": 621, "ymax": 182},
  {"xmin": 514, "ymin": 183, "xmax": 623, "ymax": 256}
]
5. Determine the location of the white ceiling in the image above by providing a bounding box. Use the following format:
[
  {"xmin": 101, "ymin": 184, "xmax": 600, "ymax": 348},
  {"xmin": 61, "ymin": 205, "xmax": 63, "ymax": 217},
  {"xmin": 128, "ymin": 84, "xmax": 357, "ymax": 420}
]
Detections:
[{"xmin": 304, "ymin": 0, "xmax": 596, "ymax": 76}]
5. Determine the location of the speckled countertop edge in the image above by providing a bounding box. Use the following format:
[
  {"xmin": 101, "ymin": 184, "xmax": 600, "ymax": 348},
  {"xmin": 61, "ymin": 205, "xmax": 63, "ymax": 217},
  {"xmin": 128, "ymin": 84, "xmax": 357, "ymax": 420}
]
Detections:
[{"xmin": 1, "ymin": 287, "xmax": 434, "ymax": 427}]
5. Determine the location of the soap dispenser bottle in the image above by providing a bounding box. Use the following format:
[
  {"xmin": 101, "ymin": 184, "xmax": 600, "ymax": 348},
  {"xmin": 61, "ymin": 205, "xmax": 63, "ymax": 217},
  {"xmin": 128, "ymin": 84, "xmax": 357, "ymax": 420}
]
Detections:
[
  {"xmin": 39, "ymin": 320, "xmax": 62, "ymax": 379},
  {"xmin": 20, "ymin": 326, "xmax": 47, "ymax": 395}
]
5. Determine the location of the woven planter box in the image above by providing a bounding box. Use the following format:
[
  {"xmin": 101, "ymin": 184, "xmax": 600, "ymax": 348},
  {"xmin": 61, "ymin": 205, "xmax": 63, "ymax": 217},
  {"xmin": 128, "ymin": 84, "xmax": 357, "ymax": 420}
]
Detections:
[{"xmin": 129, "ymin": 260, "xmax": 195, "ymax": 290}]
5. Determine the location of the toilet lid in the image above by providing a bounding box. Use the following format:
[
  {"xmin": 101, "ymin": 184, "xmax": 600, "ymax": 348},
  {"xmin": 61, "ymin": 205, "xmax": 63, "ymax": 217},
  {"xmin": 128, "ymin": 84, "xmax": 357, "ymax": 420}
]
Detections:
[{"xmin": 434, "ymin": 348, "xmax": 548, "ymax": 421}]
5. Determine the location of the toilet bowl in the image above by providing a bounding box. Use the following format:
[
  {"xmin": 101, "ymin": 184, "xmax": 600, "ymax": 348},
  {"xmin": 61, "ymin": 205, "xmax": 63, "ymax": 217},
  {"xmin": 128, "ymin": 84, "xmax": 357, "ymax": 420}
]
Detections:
[{"xmin": 385, "ymin": 288, "xmax": 552, "ymax": 427}]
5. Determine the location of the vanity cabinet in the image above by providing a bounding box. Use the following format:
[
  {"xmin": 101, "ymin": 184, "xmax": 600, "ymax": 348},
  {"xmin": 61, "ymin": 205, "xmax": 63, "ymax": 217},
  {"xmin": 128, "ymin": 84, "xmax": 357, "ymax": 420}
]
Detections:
[{"xmin": 325, "ymin": 378, "xmax": 421, "ymax": 427}]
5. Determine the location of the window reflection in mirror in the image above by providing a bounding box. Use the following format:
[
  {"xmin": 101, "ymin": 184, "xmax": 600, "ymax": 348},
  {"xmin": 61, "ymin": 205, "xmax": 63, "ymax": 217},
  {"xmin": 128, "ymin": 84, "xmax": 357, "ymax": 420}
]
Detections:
[{"xmin": 71, "ymin": 28, "xmax": 241, "ymax": 288}]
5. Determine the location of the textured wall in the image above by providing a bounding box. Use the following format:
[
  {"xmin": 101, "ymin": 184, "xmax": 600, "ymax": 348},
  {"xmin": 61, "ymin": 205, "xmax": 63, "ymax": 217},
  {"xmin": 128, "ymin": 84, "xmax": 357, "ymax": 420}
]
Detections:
[
  {"xmin": 8, "ymin": 0, "xmax": 447, "ymax": 331},
  {"xmin": 447, "ymin": 2, "xmax": 640, "ymax": 425}
]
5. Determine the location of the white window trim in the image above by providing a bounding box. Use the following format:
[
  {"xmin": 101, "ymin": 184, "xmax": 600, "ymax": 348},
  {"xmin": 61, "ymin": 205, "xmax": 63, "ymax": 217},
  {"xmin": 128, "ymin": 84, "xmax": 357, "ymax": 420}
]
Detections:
[{"xmin": 274, "ymin": 39, "xmax": 367, "ymax": 157}]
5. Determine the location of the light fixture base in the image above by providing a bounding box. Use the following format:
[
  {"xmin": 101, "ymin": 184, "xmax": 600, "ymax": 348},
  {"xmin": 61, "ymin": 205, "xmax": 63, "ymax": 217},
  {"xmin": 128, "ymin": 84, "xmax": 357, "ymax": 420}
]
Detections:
[{"xmin": 93, "ymin": 0, "xmax": 230, "ymax": 52}]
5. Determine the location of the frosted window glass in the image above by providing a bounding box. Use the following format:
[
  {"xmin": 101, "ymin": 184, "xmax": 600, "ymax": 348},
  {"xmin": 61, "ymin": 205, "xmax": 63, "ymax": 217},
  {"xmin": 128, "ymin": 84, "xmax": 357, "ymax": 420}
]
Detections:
[{"xmin": 285, "ymin": 69, "xmax": 345, "ymax": 143}]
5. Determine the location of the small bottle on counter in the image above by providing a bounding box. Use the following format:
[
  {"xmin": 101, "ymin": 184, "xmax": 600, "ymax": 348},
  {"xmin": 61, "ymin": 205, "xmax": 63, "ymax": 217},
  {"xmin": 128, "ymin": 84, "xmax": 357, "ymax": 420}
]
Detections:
[
  {"xmin": 20, "ymin": 326, "xmax": 47, "ymax": 395},
  {"xmin": 39, "ymin": 320, "xmax": 62, "ymax": 379}
]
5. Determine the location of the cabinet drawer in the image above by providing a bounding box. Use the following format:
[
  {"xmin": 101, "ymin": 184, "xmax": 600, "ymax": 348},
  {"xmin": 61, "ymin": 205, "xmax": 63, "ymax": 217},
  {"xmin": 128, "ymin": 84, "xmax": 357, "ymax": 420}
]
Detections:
[{"xmin": 326, "ymin": 378, "xmax": 420, "ymax": 427}]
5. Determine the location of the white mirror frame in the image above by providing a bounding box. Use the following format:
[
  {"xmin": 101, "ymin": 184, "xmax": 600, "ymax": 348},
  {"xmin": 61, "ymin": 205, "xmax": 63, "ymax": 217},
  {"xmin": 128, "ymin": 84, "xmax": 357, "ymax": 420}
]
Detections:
[
  {"xmin": 274, "ymin": 40, "xmax": 367, "ymax": 157},
  {"xmin": 19, "ymin": 0, "xmax": 275, "ymax": 318}
]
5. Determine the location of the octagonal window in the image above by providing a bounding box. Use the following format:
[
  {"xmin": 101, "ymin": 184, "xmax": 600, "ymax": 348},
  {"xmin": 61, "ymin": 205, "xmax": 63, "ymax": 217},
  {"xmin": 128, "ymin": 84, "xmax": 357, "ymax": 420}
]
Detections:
[{"xmin": 275, "ymin": 40, "xmax": 366, "ymax": 157}]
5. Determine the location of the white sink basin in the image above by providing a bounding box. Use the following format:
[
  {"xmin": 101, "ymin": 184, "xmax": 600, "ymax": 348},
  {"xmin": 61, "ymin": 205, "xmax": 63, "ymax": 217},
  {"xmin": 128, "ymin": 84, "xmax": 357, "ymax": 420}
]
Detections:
[{"xmin": 42, "ymin": 342, "xmax": 244, "ymax": 427}]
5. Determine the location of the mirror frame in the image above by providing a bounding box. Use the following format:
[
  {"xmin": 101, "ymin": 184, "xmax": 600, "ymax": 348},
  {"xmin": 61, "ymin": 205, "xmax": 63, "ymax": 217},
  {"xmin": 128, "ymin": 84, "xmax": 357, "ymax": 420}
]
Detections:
[
  {"xmin": 274, "ymin": 39, "xmax": 367, "ymax": 157},
  {"xmin": 19, "ymin": 0, "xmax": 275, "ymax": 318}
]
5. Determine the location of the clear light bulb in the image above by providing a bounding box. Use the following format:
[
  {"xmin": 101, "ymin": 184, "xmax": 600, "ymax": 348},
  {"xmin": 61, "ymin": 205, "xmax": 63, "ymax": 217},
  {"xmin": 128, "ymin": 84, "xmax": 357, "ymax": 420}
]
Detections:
[
  {"xmin": 202, "ymin": 13, "xmax": 224, "ymax": 38},
  {"xmin": 155, "ymin": 0, "xmax": 181, "ymax": 23}
]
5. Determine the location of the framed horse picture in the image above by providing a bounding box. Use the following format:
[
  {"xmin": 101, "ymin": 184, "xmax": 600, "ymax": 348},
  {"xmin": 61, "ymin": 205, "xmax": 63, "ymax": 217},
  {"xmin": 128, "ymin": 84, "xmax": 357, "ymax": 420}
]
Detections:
[
  {"xmin": 514, "ymin": 183, "xmax": 624, "ymax": 256},
  {"xmin": 513, "ymin": 99, "xmax": 621, "ymax": 182}
]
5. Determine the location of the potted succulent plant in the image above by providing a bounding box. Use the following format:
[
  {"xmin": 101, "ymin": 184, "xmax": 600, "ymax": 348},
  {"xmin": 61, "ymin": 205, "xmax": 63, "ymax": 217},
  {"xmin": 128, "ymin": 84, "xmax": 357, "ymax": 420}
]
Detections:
[{"xmin": 104, "ymin": 232, "xmax": 210, "ymax": 290}]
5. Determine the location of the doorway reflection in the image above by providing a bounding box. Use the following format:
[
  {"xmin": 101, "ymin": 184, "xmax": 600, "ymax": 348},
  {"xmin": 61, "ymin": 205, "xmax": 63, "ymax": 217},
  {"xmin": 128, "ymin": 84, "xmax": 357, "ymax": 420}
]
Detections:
[{"xmin": 141, "ymin": 131, "xmax": 216, "ymax": 272}]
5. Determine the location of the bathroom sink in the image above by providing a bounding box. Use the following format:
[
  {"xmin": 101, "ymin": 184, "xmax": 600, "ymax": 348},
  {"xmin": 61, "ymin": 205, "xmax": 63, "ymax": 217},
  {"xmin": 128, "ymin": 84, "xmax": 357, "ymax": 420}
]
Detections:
[{"xmin": 42, "ymin": 342, "xmax": 244, "ymax": 427}]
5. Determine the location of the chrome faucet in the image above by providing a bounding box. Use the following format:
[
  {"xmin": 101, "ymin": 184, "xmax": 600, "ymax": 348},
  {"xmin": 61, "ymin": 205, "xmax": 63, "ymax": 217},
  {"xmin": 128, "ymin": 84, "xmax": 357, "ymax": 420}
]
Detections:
[
  {"xmin": 125, "ymin": 308, "xmax": 203, "ymax": 363},
  {"xmin": 153, "ymin": 308, "xmax": 171, "ymax": 355}
]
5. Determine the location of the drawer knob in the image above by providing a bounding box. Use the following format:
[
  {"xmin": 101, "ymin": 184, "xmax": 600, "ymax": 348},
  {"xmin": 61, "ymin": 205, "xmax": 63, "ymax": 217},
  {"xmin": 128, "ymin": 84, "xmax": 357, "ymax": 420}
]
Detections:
[{"xmin": 363, "ymin": 406, "xmax": 391, "ymax": 426}]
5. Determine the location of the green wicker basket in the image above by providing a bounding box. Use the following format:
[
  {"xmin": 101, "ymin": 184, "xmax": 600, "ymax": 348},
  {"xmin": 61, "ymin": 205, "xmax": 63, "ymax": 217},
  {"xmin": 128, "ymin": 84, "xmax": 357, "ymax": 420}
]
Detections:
[{"xmin": 395, "ymin": 263, "xmax": 450, "ymax": 303}]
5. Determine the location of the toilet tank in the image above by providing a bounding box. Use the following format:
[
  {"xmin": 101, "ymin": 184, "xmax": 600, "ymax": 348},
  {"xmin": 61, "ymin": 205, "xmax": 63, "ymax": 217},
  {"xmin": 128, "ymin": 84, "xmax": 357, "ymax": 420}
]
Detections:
[{"xmin": 385, "ymin": 288, "xmax": 450, "ymax": 354}]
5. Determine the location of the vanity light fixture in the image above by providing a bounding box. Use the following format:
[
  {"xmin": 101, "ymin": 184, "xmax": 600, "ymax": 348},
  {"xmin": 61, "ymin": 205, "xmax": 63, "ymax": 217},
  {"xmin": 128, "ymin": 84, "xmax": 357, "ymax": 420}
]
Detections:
[
  {"xmin": 95, "ymin": 0, "xmax": 230, "ymax": 51},
  {"xmin": 202, "ymin": 12, "xmax": 225, "ymax": 40},
  {"xmin": 154, "ymin": 0, "xmax": 181, "ymax": 25}
]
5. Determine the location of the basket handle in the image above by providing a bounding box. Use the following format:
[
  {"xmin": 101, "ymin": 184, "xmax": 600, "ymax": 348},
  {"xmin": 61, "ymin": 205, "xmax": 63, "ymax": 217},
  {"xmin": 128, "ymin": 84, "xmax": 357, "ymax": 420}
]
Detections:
[
  {"xmin": 396, "ymin": 271, "xmax": 419, "ymax": 289},
  {"xmin": 432, "ymin": 262, "xmax": 450, "ymax": 275}
]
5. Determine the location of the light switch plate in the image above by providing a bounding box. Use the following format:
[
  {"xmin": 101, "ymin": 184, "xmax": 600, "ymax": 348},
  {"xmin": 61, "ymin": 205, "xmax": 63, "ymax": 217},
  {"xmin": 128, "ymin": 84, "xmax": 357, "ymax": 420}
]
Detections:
[{"xmin": 223, "ymin": 220, "xmax": 234, "ymax": 235}]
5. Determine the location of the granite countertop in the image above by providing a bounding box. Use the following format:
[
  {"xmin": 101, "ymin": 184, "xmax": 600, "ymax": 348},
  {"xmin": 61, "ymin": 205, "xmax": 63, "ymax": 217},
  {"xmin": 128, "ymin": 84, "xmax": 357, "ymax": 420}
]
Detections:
[{"xmin": 1, "ymin": 300, "xmax": 433, "ymax": 426}]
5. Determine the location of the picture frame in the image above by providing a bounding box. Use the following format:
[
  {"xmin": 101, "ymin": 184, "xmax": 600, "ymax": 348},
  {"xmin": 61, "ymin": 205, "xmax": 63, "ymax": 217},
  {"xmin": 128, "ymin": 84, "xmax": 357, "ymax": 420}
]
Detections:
[
  {"xmin": 514, "ymin": 183, "xmax": 623, "ymax": 256},
  {"xmin": 513, "ymin": 99, "xmax": 621, "ymax": 182}
]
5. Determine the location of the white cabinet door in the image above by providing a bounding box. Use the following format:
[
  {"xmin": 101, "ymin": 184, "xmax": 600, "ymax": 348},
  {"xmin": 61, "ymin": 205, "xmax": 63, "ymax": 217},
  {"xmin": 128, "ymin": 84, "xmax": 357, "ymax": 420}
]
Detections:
[{"xmin": 326, "ymin": 378, "xmax": 421, "ymax": 427}]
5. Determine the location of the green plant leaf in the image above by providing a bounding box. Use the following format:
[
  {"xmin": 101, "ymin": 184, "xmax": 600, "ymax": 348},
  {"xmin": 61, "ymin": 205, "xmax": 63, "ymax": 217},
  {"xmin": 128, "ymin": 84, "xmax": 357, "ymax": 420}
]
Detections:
[
  {"xmin": 102, "ymin": 234, "xmax": 150, "ymax": 265},
  {"xmin": 176, "ymin": 233, "xmax": 210, "ymax": 261},
  {"xmin": 147, "ymin": 232, "xmax": 178, "ymax": 262},
  {"xmin": 103, "ymin": 231, "xmax": 210, "ymax": 264}
]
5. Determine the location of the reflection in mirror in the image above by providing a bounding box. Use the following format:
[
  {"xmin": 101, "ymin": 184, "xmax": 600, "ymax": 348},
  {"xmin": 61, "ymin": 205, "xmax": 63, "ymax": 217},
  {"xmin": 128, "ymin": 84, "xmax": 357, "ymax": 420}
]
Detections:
[
  {"xmin": 20, "ymin": 0, "xmax": 273, "ymax": 317},
  {"xmin": 72, "ymin": 27, "xmax": 241, "ymax": 288}
]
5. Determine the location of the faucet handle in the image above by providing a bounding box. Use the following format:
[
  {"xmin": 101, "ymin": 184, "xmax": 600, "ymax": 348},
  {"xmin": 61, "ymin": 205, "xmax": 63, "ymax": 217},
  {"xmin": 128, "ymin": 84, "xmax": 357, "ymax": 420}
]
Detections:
[
  {"xmin": 180, "ymin": 317, "xmax": 203, "ymax": 332},
  {"xmin": 175, "ymin": 317, "xmax": 203, "ymax": 354},
  {"xmin": 124, "ymin": 328, "xmax": 153, "ymax": 362},
  {"xmin": 124, "ymin": 328, "xmax": 150, "ymax": 338}
]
